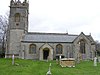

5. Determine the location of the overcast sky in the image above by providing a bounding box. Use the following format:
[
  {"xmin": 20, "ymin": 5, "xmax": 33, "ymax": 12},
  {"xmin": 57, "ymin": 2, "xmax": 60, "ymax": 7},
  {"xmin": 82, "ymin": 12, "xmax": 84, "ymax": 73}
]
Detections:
[{"xmin": 0, "ymin": 0, "xmax": 100, "ymax": 41}]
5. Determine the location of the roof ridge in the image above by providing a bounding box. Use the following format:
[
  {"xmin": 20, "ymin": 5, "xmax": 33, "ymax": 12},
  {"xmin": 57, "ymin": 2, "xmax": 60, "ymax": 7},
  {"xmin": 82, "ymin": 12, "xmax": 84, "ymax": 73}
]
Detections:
[
  {"xmin": 68, "ymin": 34, "xmax": 78, "ymax": 36},
  {"xmin": 28, "ymin": 32, "xmax": 68, "ymax": 35}
]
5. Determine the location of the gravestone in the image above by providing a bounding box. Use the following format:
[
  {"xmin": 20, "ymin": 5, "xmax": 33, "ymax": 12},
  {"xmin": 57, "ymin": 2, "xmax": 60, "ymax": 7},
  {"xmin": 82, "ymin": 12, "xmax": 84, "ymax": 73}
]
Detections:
[
  {"xmin": 98, "ymin": 57, "xmax": 100, "ymax": 63},
  {"xmin": 46, "ymin": 63, "xmax": 52, "ymax": 75},
  {"xmin": 94, "ymin": 57, "xmax": 97, "ymax": 66},
  {"xmin": 59, "ymin": 55, "xmax": 62, "ymax": 65},
  {"xmin": 12, "ymin": 54, "xmax": 15, "ymax": 65}
]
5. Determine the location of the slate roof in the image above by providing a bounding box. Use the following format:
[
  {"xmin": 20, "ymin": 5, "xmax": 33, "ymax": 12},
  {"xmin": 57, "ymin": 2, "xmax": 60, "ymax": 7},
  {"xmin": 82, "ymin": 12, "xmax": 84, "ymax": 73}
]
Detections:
[
  {"xmin": 22, "ymin": 32, "xmax": 78, "ymax": 43},
  {"xmin": 87, "ymin": 35, "xmax": 95, "ymax": 42}
]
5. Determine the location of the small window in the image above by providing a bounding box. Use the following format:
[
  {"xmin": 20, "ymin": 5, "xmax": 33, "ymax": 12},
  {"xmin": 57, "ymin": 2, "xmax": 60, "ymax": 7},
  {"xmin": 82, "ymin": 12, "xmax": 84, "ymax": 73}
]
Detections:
[
  {"xmin": 56, "ymin": 44, "xmax": 63, "ymax": 54},
  {"xmin": 14, "ymin": 13, "xmax": 20, "ymax": 22},
  {"xmin": 29, "ymin": 44, "xmax": 36, "ymax": 54}
]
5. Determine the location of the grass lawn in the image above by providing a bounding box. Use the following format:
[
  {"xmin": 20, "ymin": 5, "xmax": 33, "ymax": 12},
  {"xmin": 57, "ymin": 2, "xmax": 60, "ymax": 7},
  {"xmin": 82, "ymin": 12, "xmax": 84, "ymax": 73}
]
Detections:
[{"xmin": 0, "ymin": 58, "xmax": 100, "ymax": 75}]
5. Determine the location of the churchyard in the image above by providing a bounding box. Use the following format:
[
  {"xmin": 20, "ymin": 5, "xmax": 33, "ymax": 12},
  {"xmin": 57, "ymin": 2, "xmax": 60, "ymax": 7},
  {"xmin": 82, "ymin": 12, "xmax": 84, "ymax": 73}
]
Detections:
[{"xmin": 0, "ymin": 58, "xmax": 100, "ymax": 75}]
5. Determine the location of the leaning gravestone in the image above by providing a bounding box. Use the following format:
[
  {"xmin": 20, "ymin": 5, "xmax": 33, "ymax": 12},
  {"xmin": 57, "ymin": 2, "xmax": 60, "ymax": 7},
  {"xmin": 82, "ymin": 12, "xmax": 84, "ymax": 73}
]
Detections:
[
  {"xmin": 46, "ymin": 63, "xmax": 52, "ymax": 75},
  {"xmin": 94, "ymin": 57, "xmax": 97, "ymax": 66}
]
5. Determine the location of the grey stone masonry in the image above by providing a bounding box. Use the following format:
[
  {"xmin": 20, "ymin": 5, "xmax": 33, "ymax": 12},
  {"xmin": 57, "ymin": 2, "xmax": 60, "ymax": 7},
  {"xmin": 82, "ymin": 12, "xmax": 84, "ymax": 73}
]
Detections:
[
  {"xmin": 5, "ymin": 0, "xmax": 29, "ymax": 58},
  {"xmin": 6, "ymin": 0, "xmax": 96, "ymax": 61}
]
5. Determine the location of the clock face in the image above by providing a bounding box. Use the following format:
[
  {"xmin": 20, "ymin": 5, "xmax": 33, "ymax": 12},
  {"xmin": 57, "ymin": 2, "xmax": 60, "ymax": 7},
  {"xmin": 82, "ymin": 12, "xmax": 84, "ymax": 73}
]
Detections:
[{"xmin": 16, "ymin": 23, "xmax": 19, "ymax": 26}]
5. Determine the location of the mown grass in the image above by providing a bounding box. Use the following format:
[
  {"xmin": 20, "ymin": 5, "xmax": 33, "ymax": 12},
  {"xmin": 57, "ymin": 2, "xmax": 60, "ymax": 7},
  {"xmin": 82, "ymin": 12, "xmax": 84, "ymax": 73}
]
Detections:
[{"xmin": 0, "ymin": 58, "xmax": 100, "ymax": 75}]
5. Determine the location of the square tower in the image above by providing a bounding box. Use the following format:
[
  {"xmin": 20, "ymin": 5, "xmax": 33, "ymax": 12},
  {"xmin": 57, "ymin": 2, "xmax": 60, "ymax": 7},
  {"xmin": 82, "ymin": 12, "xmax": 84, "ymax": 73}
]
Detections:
[{"xmin": 5, "ymin": 0, "xmax": 29, "ymax": 58}]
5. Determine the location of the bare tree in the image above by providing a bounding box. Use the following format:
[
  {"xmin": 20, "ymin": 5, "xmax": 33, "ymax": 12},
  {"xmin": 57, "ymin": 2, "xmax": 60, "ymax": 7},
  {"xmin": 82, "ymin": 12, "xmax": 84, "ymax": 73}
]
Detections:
[
  {"xmin": 95, "ymin": 41, "xmax": 100, "ymax": 56},
  {"xmin": 0, "ymin": 14, "xmax": 9, "ymax": 57}
]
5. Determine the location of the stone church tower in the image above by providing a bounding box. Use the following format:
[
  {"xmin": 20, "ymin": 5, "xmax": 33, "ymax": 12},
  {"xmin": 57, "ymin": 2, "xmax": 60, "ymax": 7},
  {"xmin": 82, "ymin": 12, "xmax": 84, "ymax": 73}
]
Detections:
[{"xmin": 5, "ymin": 0, "xmax": 29, "ymax": 57}]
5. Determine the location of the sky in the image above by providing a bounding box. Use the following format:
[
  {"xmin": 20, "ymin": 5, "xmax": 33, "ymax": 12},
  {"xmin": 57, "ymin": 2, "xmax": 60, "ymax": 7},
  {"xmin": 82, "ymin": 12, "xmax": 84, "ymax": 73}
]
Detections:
[{"xmin": 0, "ymin": 0, "xmax": 100, "ymax": 41}]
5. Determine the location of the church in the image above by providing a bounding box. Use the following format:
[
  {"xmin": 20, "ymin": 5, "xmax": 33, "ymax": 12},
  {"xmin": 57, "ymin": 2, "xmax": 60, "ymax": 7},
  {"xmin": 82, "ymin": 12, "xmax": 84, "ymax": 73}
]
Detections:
[{"xmin": 6, "ymin": 0, "xmax": 96, "ymax": 60}]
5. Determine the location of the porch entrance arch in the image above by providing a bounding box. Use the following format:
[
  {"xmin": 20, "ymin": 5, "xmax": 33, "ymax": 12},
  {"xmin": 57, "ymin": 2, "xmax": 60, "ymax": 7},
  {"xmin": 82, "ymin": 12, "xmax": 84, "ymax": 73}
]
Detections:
[{"xmin": 39, "ymin": 43, "xmax": 53, "ymax": 60}]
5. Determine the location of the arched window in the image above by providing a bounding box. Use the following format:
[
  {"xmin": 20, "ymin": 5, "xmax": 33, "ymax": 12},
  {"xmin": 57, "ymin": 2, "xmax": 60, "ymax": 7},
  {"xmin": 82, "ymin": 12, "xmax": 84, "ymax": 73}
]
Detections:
[
  {"xmin": 80, "ymin": 40, "xmax": 85, "ymax": 54},
  {"xmin": 14, "ymin": 13, "xmax": 20, "ymax": 22},
  {"xmin": 56, "ymin": 44, "xmax": 63, "ymax": 54},
  {"xmin": 29, "ymin": 44, "xmax": 36, "ymax": 54}
]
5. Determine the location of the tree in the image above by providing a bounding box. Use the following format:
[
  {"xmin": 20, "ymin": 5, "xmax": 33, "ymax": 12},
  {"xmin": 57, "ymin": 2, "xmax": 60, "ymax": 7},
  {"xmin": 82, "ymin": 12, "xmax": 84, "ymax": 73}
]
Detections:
[
  {"xmin": 0, "ymin": 14, "xmax": 9, "ymax": 58},
  {"xmin": 95, "ymin": 41, "xmax": 100, "ymax": 56}
]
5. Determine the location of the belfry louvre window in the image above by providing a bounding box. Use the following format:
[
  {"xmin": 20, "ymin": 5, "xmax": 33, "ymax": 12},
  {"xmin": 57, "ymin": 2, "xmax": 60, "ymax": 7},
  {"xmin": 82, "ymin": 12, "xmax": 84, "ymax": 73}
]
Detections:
[
  {"xmin": 80, "ymin": 40, "xmax": 86, "ymax": 54},
  {"xmin": 29, "ymin": 44, "xmax": 36, "ymax": 54},
  {"xmin": 14, "ymin": 13, "xmax": 20, "ymax": 22},
  {"xmin": 56, "ymin": 44, "xmax": 63, "ymax": 54}
]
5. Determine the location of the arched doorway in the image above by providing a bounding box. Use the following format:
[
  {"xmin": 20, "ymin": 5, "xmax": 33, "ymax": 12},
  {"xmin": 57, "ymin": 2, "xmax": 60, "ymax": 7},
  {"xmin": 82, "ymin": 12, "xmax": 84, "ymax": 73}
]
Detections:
[{"xmin": 43, "ymin": 48, "xmax": 49, "ymax": 60}]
